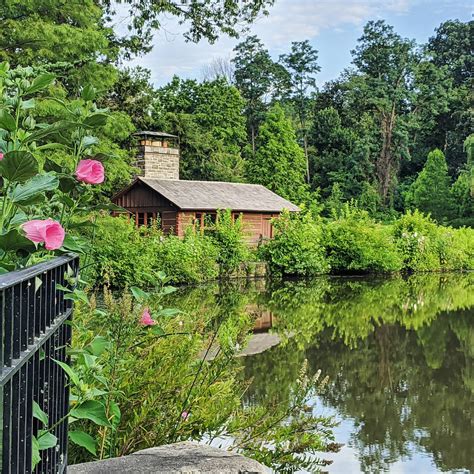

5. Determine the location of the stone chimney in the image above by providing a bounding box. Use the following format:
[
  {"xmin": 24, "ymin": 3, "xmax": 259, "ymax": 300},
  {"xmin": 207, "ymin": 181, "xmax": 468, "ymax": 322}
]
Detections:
[{"xmin": 135, "ymin": 131, "xmax": 180, "ymax": 180}]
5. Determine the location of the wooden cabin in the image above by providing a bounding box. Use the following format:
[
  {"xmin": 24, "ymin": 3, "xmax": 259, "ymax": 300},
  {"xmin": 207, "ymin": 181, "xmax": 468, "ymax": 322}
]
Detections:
[{"xmin": 112, "ymin": 131, "xmax": 299, "ymax": 245}]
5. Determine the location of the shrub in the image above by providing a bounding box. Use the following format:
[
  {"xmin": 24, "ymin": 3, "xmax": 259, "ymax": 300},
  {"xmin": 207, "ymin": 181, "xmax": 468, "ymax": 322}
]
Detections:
[
  {"xmin": 259, "ymin": 210, "xmax": 329, "ymax": 276},
  {"xmin": 155, "ymin": 231, "xmax": 220, "ymax": 284},
  {"xmin": 437, "ymin": 226, "xmax": 474, "ymax": 271},
  {"xmin": 86, "ymin": 215, "xmax": 160, "ymax": 288},
  {"xmin": 87, "ymin": 216, "xmax": 220, "ymax": 287},
  {"xmin": 325, "ymin": 205, "xmax": 402, "ymax": 273},
  {"xmin": 392, "ymin": 210, "xmax": 444, "ymax": 271},
  {"xmin": 207, "ymin": 210, "xmax": 250, "ymax": 275}
]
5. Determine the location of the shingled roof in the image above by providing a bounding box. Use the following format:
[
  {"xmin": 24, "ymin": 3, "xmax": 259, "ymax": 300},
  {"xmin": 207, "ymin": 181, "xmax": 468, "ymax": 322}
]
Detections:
[{"xmin": 138, "ymin": 178, "xmax": 300, "ymax": 212}]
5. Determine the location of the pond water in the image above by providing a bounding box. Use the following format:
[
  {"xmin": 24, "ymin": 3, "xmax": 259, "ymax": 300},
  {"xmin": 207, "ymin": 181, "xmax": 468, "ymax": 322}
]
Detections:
[{"xmin": 168, "ymin": 273, "xmax": 474, "ymax": 473}]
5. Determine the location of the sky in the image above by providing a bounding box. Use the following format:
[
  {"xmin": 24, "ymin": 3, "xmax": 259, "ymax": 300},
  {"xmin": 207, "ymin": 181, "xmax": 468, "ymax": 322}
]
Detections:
[{"xmin": 116, "ymin": 0, "xmax": 472, "ymax": 88}]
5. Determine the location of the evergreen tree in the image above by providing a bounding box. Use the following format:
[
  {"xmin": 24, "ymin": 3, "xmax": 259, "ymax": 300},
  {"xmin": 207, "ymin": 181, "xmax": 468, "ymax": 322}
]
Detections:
[
  {"xmin": 408, "ymin": 149, "xmax": 453, "ymax": 221},
  {"xmin": 279, "ymin": 40, "xmax": 320, "ymax": 183},
  {"xmin": 246, "ymin": 104, "xmax": 308, "ymax": 203}
]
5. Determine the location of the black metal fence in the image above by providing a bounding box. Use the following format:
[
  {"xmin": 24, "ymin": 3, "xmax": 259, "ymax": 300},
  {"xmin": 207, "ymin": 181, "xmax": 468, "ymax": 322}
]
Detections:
[{"xmin": 0, "ymin": 254, "xmax": 79, "ymax": 474}]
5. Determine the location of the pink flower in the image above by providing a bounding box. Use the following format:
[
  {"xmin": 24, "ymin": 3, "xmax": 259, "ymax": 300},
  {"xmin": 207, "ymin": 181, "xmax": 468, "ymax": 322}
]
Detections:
[
  {"xmin": 22, "ymin": 219, "xmax": 65, "ymax": 250},
  {"xmin": 0, "ymin": 153, "xmax": 4, "ymax": 161},
  {"xmin": 181, "ymin": 411, "xmax": 189, "ymax": 420},
  {"xmin": 75, "ymin": 159, "xmax": 104, "ymax": 184},
  {"xmin": 139, "ymin": 308, "xmax": 156, "ymax": 326}
]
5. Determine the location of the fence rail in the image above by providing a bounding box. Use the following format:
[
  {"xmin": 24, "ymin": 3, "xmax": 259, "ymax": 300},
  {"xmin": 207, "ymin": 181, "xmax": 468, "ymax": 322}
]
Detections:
[{"xmin": 0, "ymin": 254, "xmax": 79, "ymax": 474}]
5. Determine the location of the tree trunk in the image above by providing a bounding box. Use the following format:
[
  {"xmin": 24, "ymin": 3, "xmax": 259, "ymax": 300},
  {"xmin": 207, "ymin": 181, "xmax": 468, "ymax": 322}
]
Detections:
[{"xmin": 377, "ymin": 108, "xmax": 396, "ymax": 206}]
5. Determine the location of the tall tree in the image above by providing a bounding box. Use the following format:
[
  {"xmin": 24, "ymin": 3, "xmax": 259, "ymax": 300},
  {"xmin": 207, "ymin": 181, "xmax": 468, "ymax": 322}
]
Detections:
[
  {"xmin": 451, "ymin": 135, "xmax": 474, "ymax": 223},
  {"xmin": 0, "ymin": 0, "xmax": 120, "ymax": 93},
  {"xmin": 407, "ymin": 149, "xmax": 453, "ymax": 221},
  {"xmin": 280, "ymin": 40, "xmax": 320, "ymax": 183},
  {"xmin": 246, "ymin": 104, "xmax": 308, "ymax": 203},
  {"xmin": 232, "ymin": 36, "xmax": 289, "ymax": 154},
  {"xmin": 154, "ymin": 77, "xmax": 247, "ymax": 182},
  {"xmin": 351, "ymin": 20, "xmax": 417, "ymax": 205}
]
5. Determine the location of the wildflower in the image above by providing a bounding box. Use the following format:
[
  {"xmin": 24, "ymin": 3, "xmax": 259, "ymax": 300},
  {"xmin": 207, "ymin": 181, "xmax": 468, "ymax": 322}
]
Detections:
[
  {"xmin": 139, "ymin": 308, "xmax": 156, "ymax": 326},
  {"xmin": 0, "ymin": 152, "xmax": 3, "ymax": 161},
  {"xmin": 22, "ymin": 219, "xmax": 65, "ymax": 250},
  {"xmin": 75, "ymin": 159, "xmax": 105, "ymax": 184},
  {"xmin": 181, "ymin": 411, "xmax": 189, "ymax": 420}
]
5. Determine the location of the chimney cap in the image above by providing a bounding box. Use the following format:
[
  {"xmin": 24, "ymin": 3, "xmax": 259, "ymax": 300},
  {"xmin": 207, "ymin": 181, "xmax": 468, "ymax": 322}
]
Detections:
[{"xmin": 134, "ymin": 131, "xmax": 178, "ymax": 139}]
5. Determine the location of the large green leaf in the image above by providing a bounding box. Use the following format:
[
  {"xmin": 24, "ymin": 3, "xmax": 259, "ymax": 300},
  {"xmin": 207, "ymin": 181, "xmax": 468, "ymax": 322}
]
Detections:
[
  {"xmin": 24, "ymin": 73, "xmax": 55, "ymax": 95},
  {"xmin": 23, "ymin": 121, "xmax": 75, "ymax": 144},
  {"xmin": 11, "ymin": 173, "xmax": 59, "ymax": 204},
  {"xmin": 69, "ymin": 400, "xmax": 111, "ymax": 427},
  {"xmin": 32, "ymin": 401, "xmax": 48, "ymax": 426},
  {"xmin": 0, "ymin": 109, "xmax": 16, "ymax": 132},
  {"xmin": 37, "ymin": 430, "xmax": 57, "ymax": 450},
  {"xmin": 54, "ymin": 359, "xmax": 80, "ymax": 386},
  {"xmin": 0, "ymin": 229, "xmax": 36, "ymax": 252},
  {"xmin": 0, "ymin": 150, "xmax": 38, "ymax": 183},
  {"xmin": 32, "ymin": 436, "xmax": 41, "ymax": 469},
  {"xmin": 69, "ymin": 430, "xmax": 97, "ymax": 455},
  {"xmin": 83, "ymin": 113, "xmax": 108, "ymax": 128}
]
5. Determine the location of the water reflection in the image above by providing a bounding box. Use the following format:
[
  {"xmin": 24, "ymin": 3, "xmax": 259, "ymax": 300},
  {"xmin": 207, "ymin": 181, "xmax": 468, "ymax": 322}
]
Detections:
[{"xmin": 168, "ymin": 273, "xmax": 474, "ymax": 473}]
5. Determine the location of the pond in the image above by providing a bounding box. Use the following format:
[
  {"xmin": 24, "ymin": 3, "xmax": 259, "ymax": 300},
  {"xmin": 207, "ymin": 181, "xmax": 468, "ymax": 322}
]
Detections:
[{"xmin": 167, "ymin": 273, "xmax": 474, "ymax": 473}]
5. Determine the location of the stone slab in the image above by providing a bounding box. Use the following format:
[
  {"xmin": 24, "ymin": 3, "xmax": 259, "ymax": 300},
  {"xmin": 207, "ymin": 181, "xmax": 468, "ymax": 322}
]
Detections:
[{"xmin": 68, "ymin": 441, "xmax": 269, "ymax": 474}]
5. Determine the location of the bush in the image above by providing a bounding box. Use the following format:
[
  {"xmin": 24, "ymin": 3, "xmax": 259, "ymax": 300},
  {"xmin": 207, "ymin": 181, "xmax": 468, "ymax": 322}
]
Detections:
[
  {"xmin": 155, "ymin": 231, "xmax": 220, "ymax": 284},
  {"xmin": 87, "ymin": 216, "xmax": 221, "ymax": 287},
  {"xmin": 87, "ymin": 215, "xmax": 160, "ymax": 288},
  {"xmin": 259, "ymin": 210, "xmax": 329, "ymax": 276},
  {"xmin": 207, "ymin": 210, "xmax": 250, "ymax": 276},
  {"xmin": 392, "ymin": 210, "xmax": 444, "ymax": 271},
  {"xmin": 325, "ymin": 206, "xmax": 402, "ymax": 273}
]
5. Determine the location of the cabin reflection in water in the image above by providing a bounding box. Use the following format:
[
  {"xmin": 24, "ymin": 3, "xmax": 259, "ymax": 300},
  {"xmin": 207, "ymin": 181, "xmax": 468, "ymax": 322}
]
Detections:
[{"xmin": 247, "ymin": 306, "xmax": 276, "ymax": 333}]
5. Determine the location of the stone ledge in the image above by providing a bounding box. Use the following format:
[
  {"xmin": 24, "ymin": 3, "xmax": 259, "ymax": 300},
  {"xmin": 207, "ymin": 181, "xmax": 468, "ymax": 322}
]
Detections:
[{"xmin": 68, "ymin": 441, "xmax": 269, "ymax": 474}]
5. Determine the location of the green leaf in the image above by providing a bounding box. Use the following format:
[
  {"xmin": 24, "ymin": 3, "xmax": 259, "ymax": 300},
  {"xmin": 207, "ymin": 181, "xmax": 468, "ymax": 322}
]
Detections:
[
  {"xmin": 32, "ymin": 436, "xmax": 41, "ymax": 469},
  {"xmin": 64, "ymin": 289, "xmax": 89, "ymax": 305},
  {"xmin": 69, "ymin": 430, "xmax": 97, "ymax": 455},
  {"xmin": 43, "ymin": 158, "xmax": 63, "ymax": 173},
  {"xmin": 81, "ymin": 85, "xmax": 96, "ymax": 102},
  {"xmin": 62, "ymin": 235, "xmax": 88, "ymax": 253},
  {"xmin": 53, "ymin": 359, "xmax": 80, "ymax": 386},
  {"xmin": 24, "ymin": 73, "xmax": 55, "ymax": 95},
  {"xmin": 151, "ymin": 325, "xmax": 165, "ymax": 336},
  {"xmin": 88, "ymin": 336, "xmax": 110, "ymax": 357},
  {"xmin": 130, "ymin": 286, "xmax": 149, "ymax": 301},
  {"xmin": 9, "ymin": 209, "xmax": 28, "ymax": 227},
  {"xmin": 23, "ymin": 121, "xmax": 75, "ymax": 144},
  {"xmin": 69, "ymin": 400, "xmax": 111, "ymax": 427},
  {"xmin": 11, "ymin": 173, "xmax": 59, "ymax": 204},
  {"xmin": 0, "ymin": 229, "xmax": 36, "ymax": 252},
  {"xmin": 0, "ymin": 150, "xmax": 38, "ymax": 182},
  {"xmin": 0, "ymin": 109, "xmax": 16, "ymax": 131},
  {"xmin": 83, "ymin": 113, "xmax": 108, "ymax": 128},
  {"xmin": 157, "ymin": 308, "xmax": 181, "ymax": 317},
  {"xmin": 82, "ymin": 136, "xmax": 99, "ymax": 148},
  {"xmin": 33, "ymin": 401, "xmax": 48, "ymax": 426},
  {"xmin": 109, "ymin": 401, "xmax": 121, "ymax": 425},
  {"xmin": 37, "ymin": 430, "xmax": 57, "ymax": 450}
]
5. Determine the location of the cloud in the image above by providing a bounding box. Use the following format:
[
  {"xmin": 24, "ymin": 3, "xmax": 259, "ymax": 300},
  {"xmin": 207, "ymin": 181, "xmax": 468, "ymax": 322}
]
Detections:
[{"xmin": 115, "ymin": 0, "xmax": 452, "ymax": 86}]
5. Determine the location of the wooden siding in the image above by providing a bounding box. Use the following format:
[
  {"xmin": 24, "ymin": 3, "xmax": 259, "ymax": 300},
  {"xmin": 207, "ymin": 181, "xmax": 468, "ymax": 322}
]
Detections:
[
  {"xmin": 114, "ymin": 181, "xmax": 176, "ymax": 211},
  {"xmin": 176, "ymin": 210, "xmax": 278, "ymax": 245}
]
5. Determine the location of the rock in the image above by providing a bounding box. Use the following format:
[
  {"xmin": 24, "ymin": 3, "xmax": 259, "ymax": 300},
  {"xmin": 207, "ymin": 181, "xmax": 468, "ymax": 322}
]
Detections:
[{"xmin": 68, "ymin": 441, "xmax": 269, "ymax": 474}]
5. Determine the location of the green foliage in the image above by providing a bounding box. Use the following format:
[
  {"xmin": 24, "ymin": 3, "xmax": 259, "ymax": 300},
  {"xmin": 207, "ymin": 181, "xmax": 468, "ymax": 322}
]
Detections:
[
  {"xmin": 246, "ymin": 104, "xmax": 309, "ymax": 203},
  {"xmin": 325, "ymin": 205, "xmax": 402, "ymax": 273},
  {"xmin": 407, "ymin": 149, "xmax": 453, "ymax": 222},
  {"xmin": 259, "ymin": 210, "xmax": 328, "ymax": 276},
  {"xmin": 208, "ymin": 210, "xmax": 250, "ymax": 275},
  {"xmin": 155, "ymin": 77, "xmax": 247, "ymax": 182}
]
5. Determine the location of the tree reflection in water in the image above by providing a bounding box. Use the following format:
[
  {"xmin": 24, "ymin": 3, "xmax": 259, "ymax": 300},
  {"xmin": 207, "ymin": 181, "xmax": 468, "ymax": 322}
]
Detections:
[{"xmin": 168, "ymin": 273, "xmax": 474, "ymax": 473}]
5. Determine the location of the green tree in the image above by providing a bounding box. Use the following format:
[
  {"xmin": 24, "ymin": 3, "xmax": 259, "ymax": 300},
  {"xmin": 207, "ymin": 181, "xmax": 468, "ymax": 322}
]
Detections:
[
  {"xmin": 279, "ymin": 40, "xmax": 320, "ymax": 183},
  {"xmin": 407, "ymin": 149, "xmax": 453, "ymax": 221},
  {"xmin": 246, "ymin": 104, "xmax": 308, "ymax": 203},
  {"xmin": 232, "ymin": 36, "xmax": 289, "ymax": 154},
  {"xmin": 351, "ymin": 20, "xmax": 417, "ymax": 205},
  {"xmin": 0, "ymin": 0, "xmax": 120, "ymax": 93},
  {"xmin": 451, "ymin": 135, "xmax": 474, "ymax": 224},
  {"xmin": 155, "ymin": 77, "xmax": 247, "ymax": 182}
]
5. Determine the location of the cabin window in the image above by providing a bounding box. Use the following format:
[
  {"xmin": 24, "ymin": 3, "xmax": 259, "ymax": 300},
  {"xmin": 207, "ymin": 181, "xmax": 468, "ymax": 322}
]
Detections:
[
  {"xmin": 133, "ymin": 212, "xmax": 160, "ymax": 228},
  {"xmin": 194, "ymin": 212, "xmax": 217, "ymax": 232}
]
